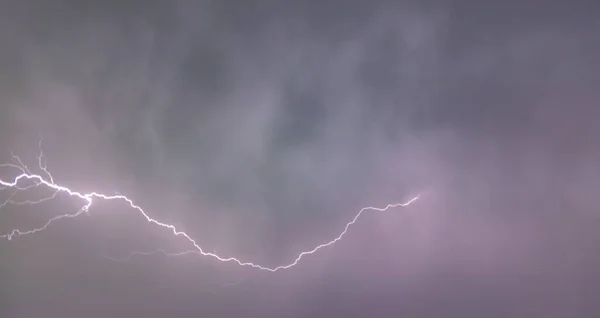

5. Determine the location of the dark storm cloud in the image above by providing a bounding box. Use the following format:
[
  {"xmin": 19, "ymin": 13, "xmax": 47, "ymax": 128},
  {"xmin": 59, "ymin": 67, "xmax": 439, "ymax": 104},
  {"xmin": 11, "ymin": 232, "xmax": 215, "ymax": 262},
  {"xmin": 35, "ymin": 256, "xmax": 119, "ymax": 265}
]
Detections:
[{"xmin": 1, "ymin": 1, "xmax": 599, "ymax": 317}]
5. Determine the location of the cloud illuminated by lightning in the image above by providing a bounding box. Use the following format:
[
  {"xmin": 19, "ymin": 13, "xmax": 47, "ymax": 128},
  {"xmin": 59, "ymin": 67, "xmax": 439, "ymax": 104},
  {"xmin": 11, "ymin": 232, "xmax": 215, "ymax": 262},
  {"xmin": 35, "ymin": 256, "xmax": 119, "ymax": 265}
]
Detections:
[{"xmin": 0, "ymin": 142, "xmax": 420, "ymax": 272}]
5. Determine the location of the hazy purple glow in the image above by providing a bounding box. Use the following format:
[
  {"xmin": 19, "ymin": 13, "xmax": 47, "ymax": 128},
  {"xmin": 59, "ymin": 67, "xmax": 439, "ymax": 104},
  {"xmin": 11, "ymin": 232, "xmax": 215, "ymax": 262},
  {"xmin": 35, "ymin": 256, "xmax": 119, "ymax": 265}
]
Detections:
[{"xmin": 0, "ymin": 1, "xmax": 599, "ymax": 317}]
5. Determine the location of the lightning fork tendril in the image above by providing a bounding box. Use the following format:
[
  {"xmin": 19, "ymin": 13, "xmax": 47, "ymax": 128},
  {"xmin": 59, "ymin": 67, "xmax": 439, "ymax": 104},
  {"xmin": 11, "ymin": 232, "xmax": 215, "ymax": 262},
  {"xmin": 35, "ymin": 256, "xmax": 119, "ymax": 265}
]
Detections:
[{"xmin": 0, "ymin": 143, "xmax": 420, "ymax": 272}]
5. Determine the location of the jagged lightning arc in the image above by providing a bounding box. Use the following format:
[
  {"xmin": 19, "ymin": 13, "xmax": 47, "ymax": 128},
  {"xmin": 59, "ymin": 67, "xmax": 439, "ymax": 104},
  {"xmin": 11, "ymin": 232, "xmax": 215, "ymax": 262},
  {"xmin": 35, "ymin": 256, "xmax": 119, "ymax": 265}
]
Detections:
[{"xmin": 0, "ymin": 142, "xmax": 420, "ymax": 272}]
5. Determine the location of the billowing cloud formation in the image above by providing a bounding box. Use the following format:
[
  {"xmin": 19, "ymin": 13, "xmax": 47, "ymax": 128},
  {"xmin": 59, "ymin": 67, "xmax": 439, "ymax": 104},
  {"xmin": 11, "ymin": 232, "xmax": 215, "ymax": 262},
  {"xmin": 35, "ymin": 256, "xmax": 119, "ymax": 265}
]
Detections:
[{"xmin": 1, "ymin": 1, "xmax": 599, "ymax": 317}]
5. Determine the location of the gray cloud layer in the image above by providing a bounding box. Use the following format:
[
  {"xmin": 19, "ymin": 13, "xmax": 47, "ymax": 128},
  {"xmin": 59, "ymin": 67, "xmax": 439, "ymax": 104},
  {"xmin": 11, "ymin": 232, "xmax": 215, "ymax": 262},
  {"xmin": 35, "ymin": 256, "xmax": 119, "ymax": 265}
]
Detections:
[{"xmin": 1, "ymin": 1, "xmax": 599, "ymax": 317}]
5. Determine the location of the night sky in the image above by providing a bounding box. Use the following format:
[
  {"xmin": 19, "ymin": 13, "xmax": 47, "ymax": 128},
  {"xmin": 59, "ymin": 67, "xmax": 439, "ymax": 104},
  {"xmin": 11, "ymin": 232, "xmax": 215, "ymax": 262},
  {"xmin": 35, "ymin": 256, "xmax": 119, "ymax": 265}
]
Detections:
[{"xmin": 1, "ymin": 1, "xmax": 600, "ymax": 317}]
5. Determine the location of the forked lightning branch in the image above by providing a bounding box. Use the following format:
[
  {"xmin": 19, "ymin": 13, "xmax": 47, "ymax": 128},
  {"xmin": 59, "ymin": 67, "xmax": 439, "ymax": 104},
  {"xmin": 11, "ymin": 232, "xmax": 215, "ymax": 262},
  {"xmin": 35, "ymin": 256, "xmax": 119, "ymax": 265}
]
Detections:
[{"xmin": 0, "ymin": 141, "xmax": 420, "ymax": 272}]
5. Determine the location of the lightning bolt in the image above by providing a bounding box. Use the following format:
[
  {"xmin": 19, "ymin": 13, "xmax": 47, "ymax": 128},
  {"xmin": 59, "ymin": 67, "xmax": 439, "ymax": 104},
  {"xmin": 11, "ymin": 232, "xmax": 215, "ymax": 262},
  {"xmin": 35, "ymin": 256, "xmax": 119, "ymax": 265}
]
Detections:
[{"xmin": 0, "ymin": 142, "xmax": 421, "ymax": 272}]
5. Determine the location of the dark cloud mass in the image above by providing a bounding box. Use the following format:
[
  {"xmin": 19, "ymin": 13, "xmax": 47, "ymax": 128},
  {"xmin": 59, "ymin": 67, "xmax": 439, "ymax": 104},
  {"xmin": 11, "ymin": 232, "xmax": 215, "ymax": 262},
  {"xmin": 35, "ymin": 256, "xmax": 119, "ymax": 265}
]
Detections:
[{"xmin": 1, "ymin": 0, "xmax": 599, "ymax": 317}]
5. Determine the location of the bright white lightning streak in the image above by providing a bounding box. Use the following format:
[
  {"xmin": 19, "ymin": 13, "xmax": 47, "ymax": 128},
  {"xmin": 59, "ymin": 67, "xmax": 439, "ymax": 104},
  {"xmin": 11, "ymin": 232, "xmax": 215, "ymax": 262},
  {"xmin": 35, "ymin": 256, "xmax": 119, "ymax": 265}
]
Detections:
[{"xmin": 0, "ymin": 148, "xmax": 420, "ymax": 272}]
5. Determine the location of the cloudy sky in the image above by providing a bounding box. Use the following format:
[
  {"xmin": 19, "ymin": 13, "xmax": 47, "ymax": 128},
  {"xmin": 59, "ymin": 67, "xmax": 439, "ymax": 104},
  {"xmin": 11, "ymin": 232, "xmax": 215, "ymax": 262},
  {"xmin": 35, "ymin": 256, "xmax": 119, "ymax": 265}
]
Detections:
[{"xmin": 0, "ymin": 0, "xmax": 599, "ymax": 317}]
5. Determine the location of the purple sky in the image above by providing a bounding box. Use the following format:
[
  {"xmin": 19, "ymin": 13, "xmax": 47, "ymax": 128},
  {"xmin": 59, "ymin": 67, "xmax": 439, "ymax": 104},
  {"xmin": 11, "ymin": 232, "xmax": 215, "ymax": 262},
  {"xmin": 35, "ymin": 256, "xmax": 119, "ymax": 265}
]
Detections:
[{"xmin": 1, "ymin": 1, "xmax": 599, "ymax": 317}]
